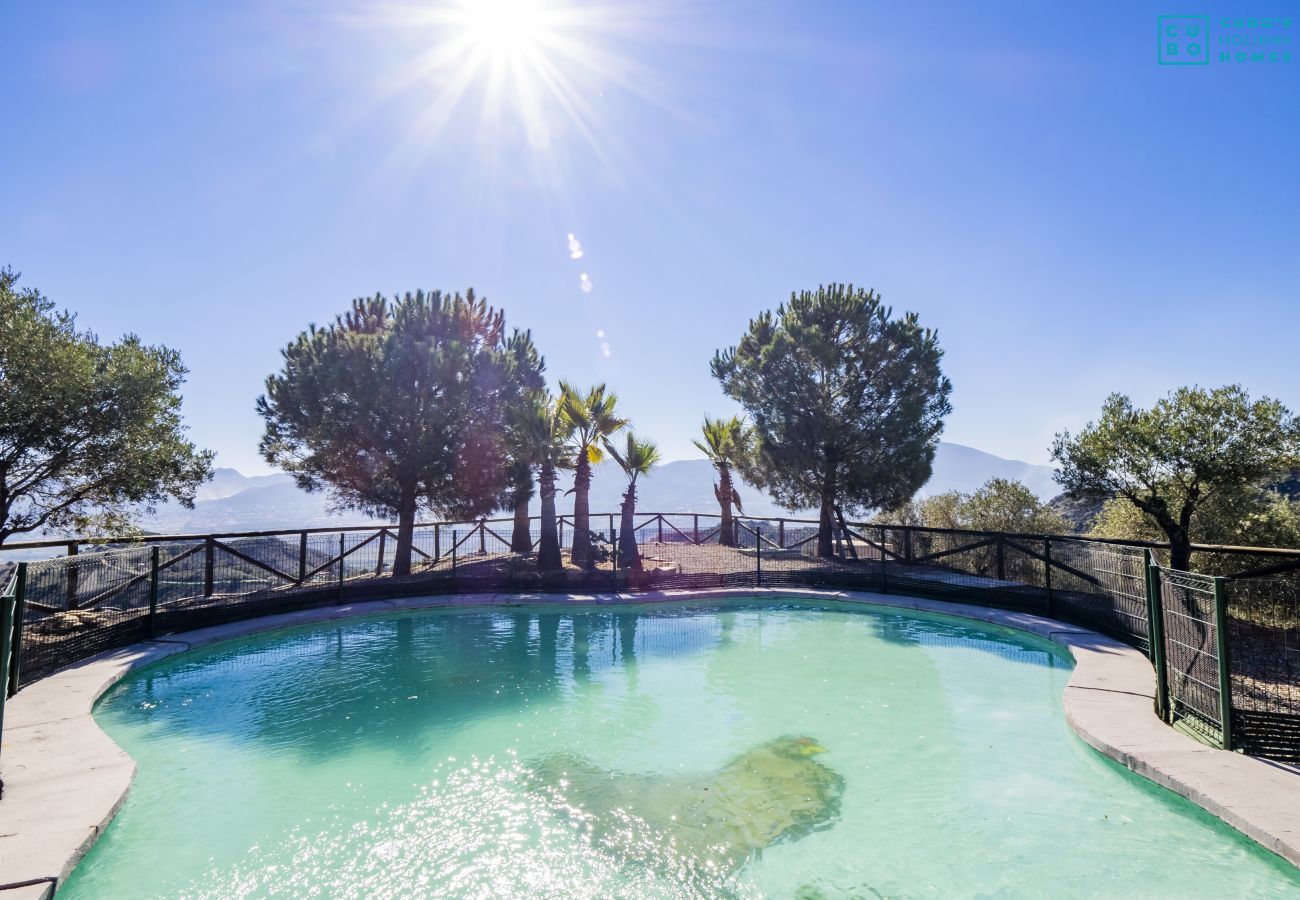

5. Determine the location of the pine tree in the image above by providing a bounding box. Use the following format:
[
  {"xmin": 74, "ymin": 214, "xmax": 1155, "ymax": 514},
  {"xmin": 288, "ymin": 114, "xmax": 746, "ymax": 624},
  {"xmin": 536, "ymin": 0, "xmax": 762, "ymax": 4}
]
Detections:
[
  {"xmin": 712, "ymin": 284, "xmax": 951, "ymax": 557},
  {"xmin": 259, "ymin": 290, "xmax": 521, "ymax": 576}
]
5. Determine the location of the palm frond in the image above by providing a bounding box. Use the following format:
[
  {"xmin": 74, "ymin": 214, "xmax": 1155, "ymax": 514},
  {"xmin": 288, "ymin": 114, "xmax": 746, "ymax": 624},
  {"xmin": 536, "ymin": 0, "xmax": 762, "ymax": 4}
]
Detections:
[
  {"xmin": 604, "ymin": 432, "xmax": 660, "ymax": 479},
  {"xmin": 696, "ymin": 415, "xmax": 750, "ymax": 466},
  {"xmin": 561, "ymin": 381, "xmax": 629, "ymax": 455}
]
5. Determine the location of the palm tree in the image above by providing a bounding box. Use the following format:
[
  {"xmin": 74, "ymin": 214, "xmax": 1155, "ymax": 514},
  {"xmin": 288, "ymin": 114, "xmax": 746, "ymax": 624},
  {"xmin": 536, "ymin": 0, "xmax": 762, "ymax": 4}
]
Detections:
[
  {"xmin": 693, "ymin": 416, "xmax": 751, "ymax": 547},
  {"xmin": 501, "ymin": 331, "xmax": 547, "ymax": 552},
  {"xmin": 510, "ymin": 393, "xmax": 571, "ymax": 570},
  {"xmin": 560, "ymin": 382, "xmax": 629, "ymax": 566},
  {"xmin": 502, "ymin": 450, "xmax": 537, "ymax": 553},
  {"xmin": 604, "ymin": 433, "xmax": 661, "ymax": 572}
]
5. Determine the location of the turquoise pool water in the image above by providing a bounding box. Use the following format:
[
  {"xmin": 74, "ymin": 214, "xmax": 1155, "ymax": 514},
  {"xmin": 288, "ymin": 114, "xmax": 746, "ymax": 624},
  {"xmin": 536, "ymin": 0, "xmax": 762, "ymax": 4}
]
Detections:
[{"xmin": 63, "ymin": 600, "xmax": 1300, "ymax": 898}]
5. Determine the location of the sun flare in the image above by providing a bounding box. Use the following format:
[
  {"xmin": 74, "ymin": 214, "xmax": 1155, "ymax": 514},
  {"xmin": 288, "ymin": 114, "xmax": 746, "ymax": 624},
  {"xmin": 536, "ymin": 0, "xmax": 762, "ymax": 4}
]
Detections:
[
  {"xmin": 359, "ymin": 0, "xmax": 650, "ymax": 160},
  {"xmin": 458, "ymin": 0, "xmax": 552, "ymax": 59},
  {"xmin": 345, "ymin": 0, "xmax": 677, "ymax": 193}
]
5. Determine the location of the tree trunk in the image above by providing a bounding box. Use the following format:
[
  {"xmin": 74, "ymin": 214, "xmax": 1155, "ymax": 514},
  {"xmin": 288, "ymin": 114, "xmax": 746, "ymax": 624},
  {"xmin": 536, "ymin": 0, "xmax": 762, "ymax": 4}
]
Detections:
[
  {"xmin": 537, "ymin": 458, "xmax": 562, "ymax": 570},
  {"xmin": 393, "ymin": 482, "xmax": 418, "ymax": 576},
  {"xmin": 1169, "ymin": 531, "xmax": 1193, "ymax": 572},
  {"xmin": 571, "ymin": 455, "xmax": 593, "ymax": 565},
  {"xmin": 816, "ymin": 468, "xmax": 837, "ymax": 558},
  {"xmin": 619, "ymin": 483, "xmax": 641, "ymax": 571},
  {"xmin": 510, "ymin": 490, "xmax": 532, "ymax": 553},
  {"xmin": 718, "ymin": 466, "xmax": 735, "ymax": 547},
  {"xmin": 835, "ymin": 505, "xmax": 858, "ymax": 560},
  {"xmin": 1149, "ymin": 502, "xmax": 1193, "ymax": 572}
]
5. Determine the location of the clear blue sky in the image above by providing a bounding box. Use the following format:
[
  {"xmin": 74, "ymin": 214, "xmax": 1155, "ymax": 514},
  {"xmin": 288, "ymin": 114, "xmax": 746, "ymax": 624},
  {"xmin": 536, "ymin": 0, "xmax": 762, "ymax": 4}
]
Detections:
[{"xmin": 3, "ymin": 1, "xmax": 1297, "ymax": 475}]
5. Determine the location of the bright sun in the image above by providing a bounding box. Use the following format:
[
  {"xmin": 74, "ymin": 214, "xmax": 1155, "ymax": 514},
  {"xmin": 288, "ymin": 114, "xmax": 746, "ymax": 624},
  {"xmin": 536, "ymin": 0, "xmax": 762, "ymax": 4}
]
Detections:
[
  {"xmin": 458, "ymin": 0, "xmax": 551, "ymax": 59},
  {"xmin": 356, "ymin": 0, "xmax": 659, "ymax": 176},
  {"xmin": 400, "ymin": 0, "xmax": 589, "ymax": 149}
]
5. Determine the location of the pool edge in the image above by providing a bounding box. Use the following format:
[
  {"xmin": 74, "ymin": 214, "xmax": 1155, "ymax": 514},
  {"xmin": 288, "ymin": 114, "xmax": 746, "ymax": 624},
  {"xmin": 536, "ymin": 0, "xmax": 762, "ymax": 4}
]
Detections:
[{"xmin": 1, "ymin": 588, "xmax": 1297, "ymax": 895}]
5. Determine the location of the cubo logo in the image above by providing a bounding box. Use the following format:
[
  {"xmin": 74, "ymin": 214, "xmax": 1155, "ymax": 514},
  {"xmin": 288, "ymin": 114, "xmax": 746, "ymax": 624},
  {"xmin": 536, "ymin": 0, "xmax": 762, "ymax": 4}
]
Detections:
[{"xmin": 1159, "ymin": 15, "xmax": 1210, "ymax": 64}]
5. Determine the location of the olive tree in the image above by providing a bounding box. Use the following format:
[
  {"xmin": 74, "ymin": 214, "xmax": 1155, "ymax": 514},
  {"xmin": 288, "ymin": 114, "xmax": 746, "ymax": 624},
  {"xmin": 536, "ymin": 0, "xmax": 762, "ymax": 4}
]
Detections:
[
  {"xmin": 1052, "ymin": 385, "xmax": 1300, "ymax": 570},
  {"xmin": 0, "ymin": 268, "xmax": 213, "ymax": 544},
  {"xmin": 884, "ymin": 478, "xmax": 1068, "ymax": 535}
]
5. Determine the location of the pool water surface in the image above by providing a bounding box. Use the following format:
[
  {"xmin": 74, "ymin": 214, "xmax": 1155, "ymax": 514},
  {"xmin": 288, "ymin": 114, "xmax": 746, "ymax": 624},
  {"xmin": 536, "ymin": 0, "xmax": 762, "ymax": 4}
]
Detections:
[{"xmin": 61, "ymin": 600, "xmax": 1300, "ymax": 898}]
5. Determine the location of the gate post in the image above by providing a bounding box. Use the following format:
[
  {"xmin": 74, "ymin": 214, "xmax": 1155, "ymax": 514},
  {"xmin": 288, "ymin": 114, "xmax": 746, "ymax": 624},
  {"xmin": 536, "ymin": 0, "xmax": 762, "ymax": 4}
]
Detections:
[
  {"xmin": 0, "ymin": 591, "xmax": 14, "ymax": 748},
  {"xmin": 1144, "ymin": 550, "xmax": 1171, "ymax": 722},
  {"xmin": 879, "ymin": 525, "xmax": 889, "ymax": 594},
  {"xmin": 66, "ymin": 541, "xmax": 79, "ymax": 609},
  {"xmin": 1043, "ymin": 539, "xmax": 1053, "ymax": 618},
  {"xmin": 1213, "ymin": 576, "xmax": 1235, "ymax": 751},
  {"xmin": 6, "ymin": 563, "xmax": 28, "ymax": 697},
  {"xmin": 451, "ymin": 531, "xmax": 458, "ymax": 591},
  {"xmin": 148, "ymin": 547, "xmax": 160, "ymax": 639},
  {"xmin": 204, "ymin": 538, "xmax": 215, "ymax": 597},
  {"xmin": 336, "ymin": 533, "xmax": 346, "ymax": 602},
  {"xmin": 298, "ymin": 531, "xmax": 308, "ymax": 584}
]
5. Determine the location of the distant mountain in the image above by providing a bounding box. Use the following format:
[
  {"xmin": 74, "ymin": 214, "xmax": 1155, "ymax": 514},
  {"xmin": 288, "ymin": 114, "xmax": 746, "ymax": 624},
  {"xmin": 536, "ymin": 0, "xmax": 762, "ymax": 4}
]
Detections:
[
  {"xmin": 923, "ymin": 443, "xmax": 1058, "ymax": 501},
  {"xmin": 194, "ymin": 467, "xmax": 294, "ymax": 502},
  {"xmin": 144, "ymin": 471, "xmax": 382, "ymax": 534},
  {"xmin": 133, "ymin": 442, "xmax": 1057, "ymax": 535},
  {"xmin": 560, "ymin": 442, "xmax": 1056, "ymax": 520}
]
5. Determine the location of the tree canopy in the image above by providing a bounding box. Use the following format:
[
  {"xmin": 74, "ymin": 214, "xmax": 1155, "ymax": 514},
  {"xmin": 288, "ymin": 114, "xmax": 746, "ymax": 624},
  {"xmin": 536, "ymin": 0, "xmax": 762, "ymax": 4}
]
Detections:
[
  {"xmin": 884, "ymin": 478, "xmax": 1068, "ymax": 535},
  {"xmin": 0, "ymin": 268, "xmax": 213, "ymax": 544},
  {"xmin": 1088, "ymin": 481, "xmax": 1300, "ymax": 572},
  {"xmin": 258, "ymin": 290, "xmax": 529, "ymax": 575},
  {"xmin": 712, "ymin": 283, "xmax": 951, "ymax": 556},
  {"xmin": 1053, "ymin": 385, "xmax": 1300, "ymax": 570}
]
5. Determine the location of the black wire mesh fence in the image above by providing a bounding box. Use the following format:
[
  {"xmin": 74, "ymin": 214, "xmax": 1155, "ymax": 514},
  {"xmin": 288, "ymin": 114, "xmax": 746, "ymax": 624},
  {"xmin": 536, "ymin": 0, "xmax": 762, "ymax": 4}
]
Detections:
[
  {"xmin": 1224, "ymin": 573, "xmax": 1300, "ymax": 761},
  {"xmin": 1049, "ymin": 540, "xmax": 1151, "ymax": 652},
  {"xmin": 1155, "ymin": 567, "xmax": 1229, "ymax": 745},
  {"xmin": 2, "ymin": 513, "xmax": 1299, "ymax": 761},
  {"xmin": 19, "ymin": 546, "xmax": 157, "ymax": 682}
]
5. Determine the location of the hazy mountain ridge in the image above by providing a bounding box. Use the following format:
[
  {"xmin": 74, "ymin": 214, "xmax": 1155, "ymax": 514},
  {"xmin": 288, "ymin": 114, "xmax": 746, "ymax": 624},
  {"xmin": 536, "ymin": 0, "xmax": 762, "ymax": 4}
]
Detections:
[{"xmin": 138, "ymin": 443, "xmax": 1057, "ymax": 534}]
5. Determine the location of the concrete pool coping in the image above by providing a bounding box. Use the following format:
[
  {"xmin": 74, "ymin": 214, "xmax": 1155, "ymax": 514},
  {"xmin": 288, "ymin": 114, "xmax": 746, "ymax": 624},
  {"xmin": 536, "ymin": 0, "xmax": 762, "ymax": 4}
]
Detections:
[{"xmin": 1, "ymin": 587, "xmax": 1297, "ymax": 897}]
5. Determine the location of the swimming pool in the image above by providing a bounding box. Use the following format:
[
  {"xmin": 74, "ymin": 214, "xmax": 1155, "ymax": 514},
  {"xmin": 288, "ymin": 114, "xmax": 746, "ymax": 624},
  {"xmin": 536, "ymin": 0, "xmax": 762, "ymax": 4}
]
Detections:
[{"xmin": 61, "ymin": 600, "xmax": 1300, "ymax": 897}]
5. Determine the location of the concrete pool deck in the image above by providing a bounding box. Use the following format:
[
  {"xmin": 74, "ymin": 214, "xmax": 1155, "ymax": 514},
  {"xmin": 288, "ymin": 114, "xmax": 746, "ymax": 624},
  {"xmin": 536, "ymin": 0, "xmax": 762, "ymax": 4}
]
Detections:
[{"xmin": 1, "ymin": 587, "xmax": 1298, "ymax": 896}]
